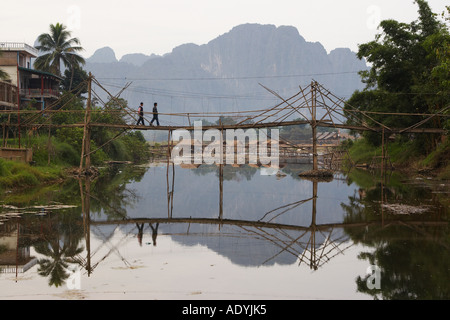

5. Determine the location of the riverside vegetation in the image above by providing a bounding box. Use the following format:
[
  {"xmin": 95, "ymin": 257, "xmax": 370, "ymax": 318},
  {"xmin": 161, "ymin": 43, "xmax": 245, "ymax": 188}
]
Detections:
[
  {"xmin": 0, "ymin": 95, "xmax": 151, "ymax": 190},
  {"xmin": 0, "ymin": 23, "xmax": 151, "ymax": 191},
  {"xmin": 341, "ymin": 1, "xmax": 449, "ymax": 179}
]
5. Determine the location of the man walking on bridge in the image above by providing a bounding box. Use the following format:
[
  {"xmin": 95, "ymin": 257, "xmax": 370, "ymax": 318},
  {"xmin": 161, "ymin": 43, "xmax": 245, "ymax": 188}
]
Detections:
[
  {"xmin": 150, "ymin": 102, "xmax": 160, "ymax": 126},
  {"xmin": 136, "ymin": 102, "xmax": 145, "ymax": 126}
]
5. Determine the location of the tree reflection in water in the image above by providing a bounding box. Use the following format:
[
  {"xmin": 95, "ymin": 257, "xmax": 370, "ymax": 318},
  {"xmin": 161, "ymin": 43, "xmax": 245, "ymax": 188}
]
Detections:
[
  {"xmin": 342, "ymin": 169, "xmax": 449, "ymax": 299},
  {"xmin": 34, "ymin": 211, "xmax": 84, "ymax": 287}
]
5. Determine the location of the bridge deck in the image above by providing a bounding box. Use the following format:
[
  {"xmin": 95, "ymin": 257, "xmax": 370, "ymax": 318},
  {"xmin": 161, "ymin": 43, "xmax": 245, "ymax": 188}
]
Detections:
[{"xmin": 16, "ymin": 119, "xmax": 447, "ymax": 134}]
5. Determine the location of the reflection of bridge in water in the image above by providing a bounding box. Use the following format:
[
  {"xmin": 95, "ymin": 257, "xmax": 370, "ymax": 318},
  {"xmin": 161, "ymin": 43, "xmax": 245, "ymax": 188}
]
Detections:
[
  {"xmin": 73, "ymin": 161, "xmax": 448, "ymax": 277},
  {"xmin": 0, "ymin": 162, "xmax": 447, "ymax": 281}
]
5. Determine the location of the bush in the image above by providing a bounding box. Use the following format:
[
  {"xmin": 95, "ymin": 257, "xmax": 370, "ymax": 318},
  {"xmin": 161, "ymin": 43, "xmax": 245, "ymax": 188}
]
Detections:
[
  {"xmin": 348, "ymin": 139, "xmax": 378, "ymax": 164},
  {"xmin": 0, "ymin": 159, "xmax": 11, "ymax": 176},
  {"xmin": 422, "ymin": 137, "xmax": 450, "ymax": 169},
  {"xmin": 12, "ymin": 171, "xmax": 39, "ymax": 186},
  {"xmin": 0, "ymin": 162, "xmax": 42, "ymax": 188},
  {"xmin": 54, "ymin": 142, "xmax": 80, "ymax": 166}
]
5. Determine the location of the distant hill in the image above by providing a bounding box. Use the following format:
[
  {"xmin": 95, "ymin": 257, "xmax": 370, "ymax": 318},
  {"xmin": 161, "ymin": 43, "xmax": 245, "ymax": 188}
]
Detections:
[
  {"xmin": 87, "ymin": 46, "xmax": 118, "ymax": 63},
  {"xmin": 120, "ymin": 53, "xmax": 159, "ymax": 66},
  {"xmin": 85, "ymin": 23, "xmax": 368, "ymax": 140}
]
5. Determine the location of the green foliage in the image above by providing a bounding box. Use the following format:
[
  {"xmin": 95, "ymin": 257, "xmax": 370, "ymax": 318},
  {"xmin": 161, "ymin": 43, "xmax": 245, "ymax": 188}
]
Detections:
[
  {"xmin": 61, "ymin": 65, "xmax": 88, "ymax": 94},
  {"xmin": 55, "ymin": 128, "xmax": 83, "ymax": 152},
  {"xmin": 0, "ymin": 158, "xmax": 11, "ymax": 176},
  {"xmin": 0, "ymin": 158, "xmax": 61, "ymax": 190},
  {"xmin": 54, "ymin": 142, "xmax": 80, "ymax": 166},
  {"xmin": 347, "ymin": 139, "xmax": 378, "ymax": 164},
  {"xmin": 34, "ymin": 22, "xmax": 85, "ymax": 76},
  {"xmin": 52, "ymin": 93, "xmax": 85, "ymax": 125},
  {"xmin": 119, "ymin": 131, "xmax": 151, "ymax": 162},
  {"xmin": 347, "ymin": 0, "xmax": 449, "ymax": 152},
  {"xmin": 422, "ymin": 137, "xmax": 450, "ymax": 169}
]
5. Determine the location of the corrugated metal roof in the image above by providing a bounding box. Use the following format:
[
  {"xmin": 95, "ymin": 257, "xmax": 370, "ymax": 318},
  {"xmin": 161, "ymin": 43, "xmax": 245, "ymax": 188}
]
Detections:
[{"xmin": 18, "ymin": 67, "xmax": 63, "ymax": 80}]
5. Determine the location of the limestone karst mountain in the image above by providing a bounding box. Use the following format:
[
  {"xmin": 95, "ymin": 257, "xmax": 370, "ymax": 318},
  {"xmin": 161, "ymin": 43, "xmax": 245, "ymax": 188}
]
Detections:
[{"xmin": 85, "ymin": 23, "xmax": 368, "ymax": 131}]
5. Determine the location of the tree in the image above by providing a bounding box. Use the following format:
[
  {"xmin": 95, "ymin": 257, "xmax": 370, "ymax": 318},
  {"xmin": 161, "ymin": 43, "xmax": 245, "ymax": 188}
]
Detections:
[
  {"xmin": 61, "ymin": 64, "xmax": 88, "ymax": 95},
  {"xmin": 34, "ymin": 23, "xmax": 85, "ymax": 80},
  {"xmin": 346, "ymin": 0, "xmax": 450, "ymax": 149}
]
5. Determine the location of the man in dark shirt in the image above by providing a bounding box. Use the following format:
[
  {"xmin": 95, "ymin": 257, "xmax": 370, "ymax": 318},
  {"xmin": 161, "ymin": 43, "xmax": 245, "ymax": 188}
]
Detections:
[
  {"xmin": 150, "ymin": 102, "xmax": 160, "ymax": 126},
  {"xmin": 136, "ymin": 102, "xmax": 145, "ymax": 125}
]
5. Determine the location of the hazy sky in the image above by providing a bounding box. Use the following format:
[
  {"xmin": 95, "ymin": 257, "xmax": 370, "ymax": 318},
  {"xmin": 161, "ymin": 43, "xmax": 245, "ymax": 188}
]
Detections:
[{"xmin": 2, "ymin": 0, "xmax": 448, "ymax": 59}]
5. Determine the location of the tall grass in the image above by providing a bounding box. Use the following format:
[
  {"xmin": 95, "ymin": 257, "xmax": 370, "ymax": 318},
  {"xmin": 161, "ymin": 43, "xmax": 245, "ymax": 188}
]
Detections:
[
  {"xmin": 0, "ymin": 158, "xmax": 62, "ymax": 189},
  {"xmin": 345, "ymin": 136, "xmax": 450, "ymax": 179},
  {"xmin": 0, "ymin": 127, "xmax": 150, "ymax": 189}
]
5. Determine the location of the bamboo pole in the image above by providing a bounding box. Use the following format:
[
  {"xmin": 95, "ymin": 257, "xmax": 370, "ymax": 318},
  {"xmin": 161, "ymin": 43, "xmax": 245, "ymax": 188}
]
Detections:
[
  {"xmin": 79, "ymin": 73, "xmax": 92, "ymax": 173},
  {"xmin": 166, "ymin": 130, "xmax": 172, "ymax": 218},
  {"xmin": 85, "ymin": 76, "xmax": 92, "ymax": 170},
  {"xmin": 311, "ymin": 81, "xmax": 318, "ymax": 171},
  {"xmin": 219, "ymin": 163, "xmax": 223, "ymax": 221},
  {"xmin": 2, "ymin": 122, "xmax": 5, "ymax": 147},
  {"xmin": 311, "ymin": 180, "xmax": 318, "ymax": 270}
]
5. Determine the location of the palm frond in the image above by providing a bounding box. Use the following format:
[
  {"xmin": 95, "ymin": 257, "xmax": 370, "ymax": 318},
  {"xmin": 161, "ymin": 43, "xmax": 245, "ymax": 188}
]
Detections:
[{"xmin": 34, "ymin": 22, "xmax": 85, "ymax": 76}]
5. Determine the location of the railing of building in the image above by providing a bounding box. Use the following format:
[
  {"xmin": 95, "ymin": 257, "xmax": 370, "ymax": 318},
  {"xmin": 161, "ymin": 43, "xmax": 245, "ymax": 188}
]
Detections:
[
  {"xmin": 0, "ymin": 42, "xmax": 39, "ymax": 56},
  {"xmin": 20, "ymin": 88, "xmax": 60, "ymax": 98}
]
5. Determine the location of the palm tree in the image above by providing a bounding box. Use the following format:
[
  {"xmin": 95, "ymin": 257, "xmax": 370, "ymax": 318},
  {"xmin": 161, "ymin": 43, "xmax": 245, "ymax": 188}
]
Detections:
[{"xmin": 34, "ymin": 23, "xmax": 85, "ymax": 82}]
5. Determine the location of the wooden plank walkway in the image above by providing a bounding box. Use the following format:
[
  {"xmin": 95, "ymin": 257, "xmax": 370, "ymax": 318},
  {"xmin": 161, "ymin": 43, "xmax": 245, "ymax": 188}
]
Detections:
[{"xmin": 10, "ymin": 119, "xmax": 447, "ymax": 134}]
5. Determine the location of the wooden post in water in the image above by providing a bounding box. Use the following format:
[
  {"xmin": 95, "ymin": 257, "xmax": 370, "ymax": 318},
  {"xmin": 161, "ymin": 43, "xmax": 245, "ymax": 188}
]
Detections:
[
  {"xmin": 85, "ymin": 74, "xmax": 92, "ymax": 171},
  {"xmin": 80, "ymin": 73, "xmax": 93, "ymax": 173},
  {"xmin": 166, "ymin": 130, "xmax": 173, "ymax": 218},
  {"xmin": 381, "ymin": 128, "xmax": 385, "ymax": 177},
  {"xmin": 79, "ymin": 177, "xmax": 92, "ymax": 276},
  {"xmin": 310, "ymin": 180, "xmax": 318, "ymax": 270},
  {"xmin": 311, "ymin": 81, "xmax": 318, "ymax": 171},
  {"xmin": 381, "ymin": 128, "xmax": 385, "ymax": 227},
  {"xmin": 219, "ymin": 163, "xmax": 223, "ymax": 221},
  {"xmin": 219, "ymin": 127, "xmax": 224, "ymax": 223}
]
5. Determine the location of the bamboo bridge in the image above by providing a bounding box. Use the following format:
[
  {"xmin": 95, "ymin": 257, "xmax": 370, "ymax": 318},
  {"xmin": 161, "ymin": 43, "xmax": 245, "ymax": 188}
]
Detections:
[{"xmin": 1, "ymin": 73, "xmax": 448, "ymax": 173}]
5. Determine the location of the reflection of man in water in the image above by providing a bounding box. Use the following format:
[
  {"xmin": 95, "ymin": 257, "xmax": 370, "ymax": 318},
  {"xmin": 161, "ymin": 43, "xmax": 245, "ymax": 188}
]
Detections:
[
  {"xmin": 136, "ymin": 223, "xmax": 144, "ymax": 246},
  {"xmin": 149, "ymin": 223, "xmax": 159, "ymax": 246},
  {"xmin": 358, "ymin": 188, "xmax": 366, "ymax": 200}
]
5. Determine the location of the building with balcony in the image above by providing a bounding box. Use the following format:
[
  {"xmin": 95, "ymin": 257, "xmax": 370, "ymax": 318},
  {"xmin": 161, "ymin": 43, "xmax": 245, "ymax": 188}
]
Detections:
[{"xmin": 0, "ymin": 42, "xmax": 62, "ymax": 110}]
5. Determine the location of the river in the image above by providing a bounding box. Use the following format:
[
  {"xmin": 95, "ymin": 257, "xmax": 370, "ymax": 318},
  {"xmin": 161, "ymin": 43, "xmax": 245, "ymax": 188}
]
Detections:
[{"xmin": 0, "ymin": 161, "xmax": 448, "ymax": 300}]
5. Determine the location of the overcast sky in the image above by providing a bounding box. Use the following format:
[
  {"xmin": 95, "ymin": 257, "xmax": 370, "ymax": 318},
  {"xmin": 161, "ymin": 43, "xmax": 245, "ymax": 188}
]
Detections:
[{"xmin": 2, "ymin": 0, "xmax": 448, "ymax": 59}]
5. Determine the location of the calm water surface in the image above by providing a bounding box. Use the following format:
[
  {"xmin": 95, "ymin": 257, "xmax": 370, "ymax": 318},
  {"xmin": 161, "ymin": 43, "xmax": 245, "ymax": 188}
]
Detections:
[{"xmin": 0, "ymin": 162, "xmax": 448, "ymax": 300}]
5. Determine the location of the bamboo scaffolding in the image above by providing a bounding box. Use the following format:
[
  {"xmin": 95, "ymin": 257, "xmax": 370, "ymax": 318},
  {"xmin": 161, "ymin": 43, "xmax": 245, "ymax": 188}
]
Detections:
[{"xmin": 3, "ymin": 76, "xmax": 448, "ymax": 175}]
